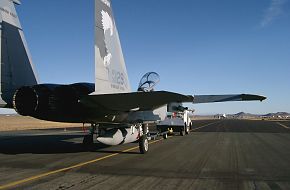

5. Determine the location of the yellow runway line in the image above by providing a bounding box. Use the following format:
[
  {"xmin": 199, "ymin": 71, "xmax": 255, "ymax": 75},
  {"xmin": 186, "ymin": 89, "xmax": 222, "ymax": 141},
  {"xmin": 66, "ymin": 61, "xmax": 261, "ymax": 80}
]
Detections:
[{"xmin": 0, "ymin": 139, "xmax": 163, "ymax": 190}]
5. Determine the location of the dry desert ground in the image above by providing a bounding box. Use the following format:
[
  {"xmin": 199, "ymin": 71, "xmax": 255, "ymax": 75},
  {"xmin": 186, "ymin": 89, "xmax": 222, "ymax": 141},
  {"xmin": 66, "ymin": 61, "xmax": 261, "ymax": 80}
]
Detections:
[{"xmin": 0, "ymin": 115, "xmax": 82, "ymax": 132}]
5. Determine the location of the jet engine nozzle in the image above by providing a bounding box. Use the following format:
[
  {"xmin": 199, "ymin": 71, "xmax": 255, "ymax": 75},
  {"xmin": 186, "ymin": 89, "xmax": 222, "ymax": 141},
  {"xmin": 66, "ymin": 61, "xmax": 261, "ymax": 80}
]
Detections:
[
  {"xmin": 13, "ymin": 84, "xmax": 53, "ymax": 116},
  {"xmin": 13, "ymin": 86, "xmax": 38, "ymax": 116},
  {"xmin": 12, "ymin": 83, "xmax": 95, "ymax": 119}
]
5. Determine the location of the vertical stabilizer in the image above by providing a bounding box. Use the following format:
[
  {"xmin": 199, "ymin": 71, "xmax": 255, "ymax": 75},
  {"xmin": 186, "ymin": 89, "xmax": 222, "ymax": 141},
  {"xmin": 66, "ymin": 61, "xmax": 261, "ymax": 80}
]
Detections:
[
  {"xmin": 0, "ymin": 0, "xmax": 38, "ymax": 107},
  {"xmin": 94, "ymin": 0, "xmax": 131, "ymax": 94}
]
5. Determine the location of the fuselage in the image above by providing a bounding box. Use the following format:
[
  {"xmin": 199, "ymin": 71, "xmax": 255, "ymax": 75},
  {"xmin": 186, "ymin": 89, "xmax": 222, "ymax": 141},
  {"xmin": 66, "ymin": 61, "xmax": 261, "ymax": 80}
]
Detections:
[{"xmin": 12, "ymin": 82, "xmax": 167, "ymax": 124}]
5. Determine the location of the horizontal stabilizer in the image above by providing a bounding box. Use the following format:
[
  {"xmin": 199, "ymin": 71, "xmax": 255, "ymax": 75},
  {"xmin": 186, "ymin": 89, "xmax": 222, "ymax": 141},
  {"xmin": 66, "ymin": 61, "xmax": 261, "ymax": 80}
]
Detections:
[
  {"xmin": 193, "ymin": 94, "xmax": 266, "ymax": 104},
  {"xmin": 81, "ymin": 91, "xmax": 193, "ymax": 112}
]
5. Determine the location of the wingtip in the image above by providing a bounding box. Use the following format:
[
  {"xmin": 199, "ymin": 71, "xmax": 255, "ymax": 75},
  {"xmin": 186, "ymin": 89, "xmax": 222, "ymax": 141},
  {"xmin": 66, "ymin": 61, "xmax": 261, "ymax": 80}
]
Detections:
[
  {"xmin": 260, "ymin": 96, "xmax": 267, "ymax": 102},
  {"xmin": 241, "ymin": 94, "xmax": 267, "ymax": 102}
]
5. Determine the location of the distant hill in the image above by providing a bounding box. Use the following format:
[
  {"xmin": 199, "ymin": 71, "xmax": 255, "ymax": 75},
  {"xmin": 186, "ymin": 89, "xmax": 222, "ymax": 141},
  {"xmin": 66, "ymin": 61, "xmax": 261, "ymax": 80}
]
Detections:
[
  {"xmin": 234, "ymin": 112, "xmax": 256, "ymax": 117},
  {"xmin": 227, "ymin": 112, "xmax": 258, "ymax": 118},
  {"xmin": 262, "ymin": 112, "xmax": 290, "ymax": 118},
  {"xmin": 221, "ymin": 112, "xmax": 290, "ymax": 119}
]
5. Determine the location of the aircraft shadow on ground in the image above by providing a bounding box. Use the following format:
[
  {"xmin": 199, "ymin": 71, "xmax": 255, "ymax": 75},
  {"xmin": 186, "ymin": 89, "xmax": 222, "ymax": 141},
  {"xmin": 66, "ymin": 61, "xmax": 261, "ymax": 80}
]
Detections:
[{"xmin": 0, "ymin": 134, "xmax": 139, "ymax": 155}]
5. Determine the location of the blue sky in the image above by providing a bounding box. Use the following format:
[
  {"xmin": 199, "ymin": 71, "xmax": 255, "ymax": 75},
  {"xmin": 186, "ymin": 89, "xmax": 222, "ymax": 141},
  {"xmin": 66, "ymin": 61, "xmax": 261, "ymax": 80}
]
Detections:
[{"xmin": 1, "ymin": 0, "xmax": 290, "ymax": 115}]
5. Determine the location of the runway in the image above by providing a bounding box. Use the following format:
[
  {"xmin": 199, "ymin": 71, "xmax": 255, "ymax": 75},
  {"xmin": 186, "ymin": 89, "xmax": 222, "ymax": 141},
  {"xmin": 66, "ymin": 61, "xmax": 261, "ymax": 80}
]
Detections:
[{"xmin": 1, "ymin": 120, "xmax": 290, "ymax": 190}]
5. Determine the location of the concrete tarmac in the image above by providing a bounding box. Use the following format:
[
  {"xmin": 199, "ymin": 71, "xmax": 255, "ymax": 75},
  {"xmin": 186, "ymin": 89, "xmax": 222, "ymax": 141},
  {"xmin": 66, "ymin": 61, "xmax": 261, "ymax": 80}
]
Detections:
[{"xmin": 1, "ymin": 120, "xmax": 290, "ymax": 190}]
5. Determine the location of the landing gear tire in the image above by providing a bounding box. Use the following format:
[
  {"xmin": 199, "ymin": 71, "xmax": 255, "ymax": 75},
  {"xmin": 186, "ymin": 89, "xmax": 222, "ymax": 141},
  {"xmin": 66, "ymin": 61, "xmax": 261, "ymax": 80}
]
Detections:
[
  {"xmin": 139, "ymin": 135, "xmax": 149, "ymax": 154},
  {"xmin": 83, "ymin": 135, "xmax": 93, "ymax": 145},
  {"xmin": 163, "ymin": 133, "xmax": 168, "ymax": 139},
  {"xmin": 180, "ymin": 128, "xmax": 185, "ymax": 136}
]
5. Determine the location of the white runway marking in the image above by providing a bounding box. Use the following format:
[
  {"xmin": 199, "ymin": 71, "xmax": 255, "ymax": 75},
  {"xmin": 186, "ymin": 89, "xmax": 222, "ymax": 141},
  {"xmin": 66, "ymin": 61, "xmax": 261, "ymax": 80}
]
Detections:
[
  {"xmin": 277, "ymin": 122, "xmax": 290, "ymax": 129},
  {"xmin": 191, "ymin": 121, "xmax": 222, "ymax": 131}
]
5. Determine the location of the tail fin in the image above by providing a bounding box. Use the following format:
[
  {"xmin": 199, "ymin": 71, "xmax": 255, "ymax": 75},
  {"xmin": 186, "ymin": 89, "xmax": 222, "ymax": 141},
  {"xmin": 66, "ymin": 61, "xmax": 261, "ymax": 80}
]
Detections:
[
  {"xmin": 94, "ymin": 0, "xmax": 131, "ymax": 94},
  {"xmin": 0, "ymin": 0, "xmax": 38, "ymax": 107}
]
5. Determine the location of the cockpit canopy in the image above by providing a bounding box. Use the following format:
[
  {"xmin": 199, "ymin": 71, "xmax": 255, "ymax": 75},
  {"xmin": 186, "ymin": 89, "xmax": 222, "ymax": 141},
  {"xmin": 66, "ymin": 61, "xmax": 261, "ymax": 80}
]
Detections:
[{"xmin": 137, "ymin": 72, "xmax": 160, "ymax": 92}]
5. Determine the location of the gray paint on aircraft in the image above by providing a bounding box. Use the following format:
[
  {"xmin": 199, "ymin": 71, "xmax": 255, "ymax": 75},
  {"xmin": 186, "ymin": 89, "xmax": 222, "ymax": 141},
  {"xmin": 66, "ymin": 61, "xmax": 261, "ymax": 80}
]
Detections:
[
  {"xmin": 94, "ymin": 0, "xmax": 131, "ymax": 94},
  {"xmin": 0, "ymin": 0, "xmax": 38, "ymax": 107}
]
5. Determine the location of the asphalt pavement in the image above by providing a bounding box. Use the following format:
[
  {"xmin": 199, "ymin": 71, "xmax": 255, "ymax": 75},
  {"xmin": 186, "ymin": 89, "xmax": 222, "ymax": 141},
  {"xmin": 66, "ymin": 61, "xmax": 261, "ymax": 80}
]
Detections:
[{"xmin": 1, "ymin": 119, "xmax": 290, "ymax": 190}]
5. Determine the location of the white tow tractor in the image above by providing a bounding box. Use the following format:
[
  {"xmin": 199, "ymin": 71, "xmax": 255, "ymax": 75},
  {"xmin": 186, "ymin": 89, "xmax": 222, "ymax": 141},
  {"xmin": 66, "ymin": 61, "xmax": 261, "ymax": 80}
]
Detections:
[{"xmin": 156, "ymin": 103, "xmax": 194, "ymax": 138}]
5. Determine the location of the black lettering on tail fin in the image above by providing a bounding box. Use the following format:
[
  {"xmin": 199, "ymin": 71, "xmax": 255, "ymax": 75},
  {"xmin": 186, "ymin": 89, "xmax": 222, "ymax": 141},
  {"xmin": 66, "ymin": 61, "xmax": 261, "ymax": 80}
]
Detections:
[{"xmin": 94, "ymin": 0, "xmax": 131, "ymax": 94}]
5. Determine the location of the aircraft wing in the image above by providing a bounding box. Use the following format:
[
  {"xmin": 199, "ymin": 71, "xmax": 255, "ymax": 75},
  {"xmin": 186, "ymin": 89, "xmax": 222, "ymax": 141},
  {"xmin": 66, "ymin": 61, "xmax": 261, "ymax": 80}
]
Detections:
[
  {"xmin": 81, "ymin": 91, "xmax": 193, "ymax": 112},
  {"xmin": 192, "ymin": 94, "xmax": 266, "ymax": 104},
  {"xmin": 81, "ymin": 92, "xmax": 266, "ymax": 112}
]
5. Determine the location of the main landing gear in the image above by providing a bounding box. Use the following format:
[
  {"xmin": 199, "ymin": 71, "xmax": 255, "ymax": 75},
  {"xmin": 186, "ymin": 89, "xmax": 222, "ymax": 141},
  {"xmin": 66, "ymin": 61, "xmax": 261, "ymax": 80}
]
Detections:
[
  {"xmin": 138, "ymin": 123, "xmax": 149, "ymax": 154},
  {"xmin": 82, "ymin": 123, "xmax": 97, "ymax": 147},
  {"xmin": 82, "ymin": 123, "xmax": 150, "ymax": 154},
  {"xmin": 83, "ymin": 134, "xmax": 93, "ymax": 145},
  {"xmin": 139, "ymin": 135, "xmax": 149, "ymax": 154}
]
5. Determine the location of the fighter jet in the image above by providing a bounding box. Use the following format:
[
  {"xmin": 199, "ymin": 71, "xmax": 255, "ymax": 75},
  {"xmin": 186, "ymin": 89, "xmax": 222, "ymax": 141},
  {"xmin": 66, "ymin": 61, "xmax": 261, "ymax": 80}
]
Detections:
[{"xmin": 0, "ymin": 0, "xmax": 266, "ymax": 153}]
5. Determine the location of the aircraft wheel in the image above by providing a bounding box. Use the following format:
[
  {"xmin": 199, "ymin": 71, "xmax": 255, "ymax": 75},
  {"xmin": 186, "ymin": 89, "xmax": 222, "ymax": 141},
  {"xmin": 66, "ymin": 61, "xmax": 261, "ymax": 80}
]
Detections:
[
  {"xmin": 139, "ymin": 135, "xmax": 149, "ymax": 154},
  {"xmin": 83, "ymin": 135, "xmax": 93, "ymax": 145},
  {"xmin": 163, "ymin": 133, "xmax": 168, "ymax": 139}
]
